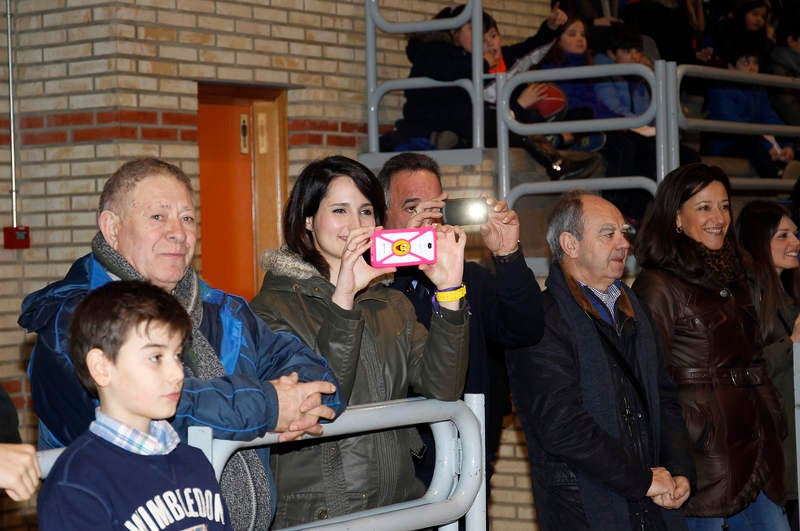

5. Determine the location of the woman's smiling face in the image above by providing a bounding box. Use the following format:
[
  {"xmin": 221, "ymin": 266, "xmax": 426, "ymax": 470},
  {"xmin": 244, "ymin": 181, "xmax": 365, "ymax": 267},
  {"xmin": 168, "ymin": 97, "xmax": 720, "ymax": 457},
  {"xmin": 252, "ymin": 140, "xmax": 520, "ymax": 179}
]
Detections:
[{"xmin": 675, "ymin": 180, "xmax": 731, "ymax": 250}]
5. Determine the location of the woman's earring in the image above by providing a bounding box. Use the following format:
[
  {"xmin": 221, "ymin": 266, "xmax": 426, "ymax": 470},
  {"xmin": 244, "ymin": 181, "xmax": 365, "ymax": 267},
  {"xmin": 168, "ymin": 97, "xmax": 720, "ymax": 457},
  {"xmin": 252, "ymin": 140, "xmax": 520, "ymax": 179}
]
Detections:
[{"xmin": 675, "ymin": 226, "xmax": 683, "ymax": 234}]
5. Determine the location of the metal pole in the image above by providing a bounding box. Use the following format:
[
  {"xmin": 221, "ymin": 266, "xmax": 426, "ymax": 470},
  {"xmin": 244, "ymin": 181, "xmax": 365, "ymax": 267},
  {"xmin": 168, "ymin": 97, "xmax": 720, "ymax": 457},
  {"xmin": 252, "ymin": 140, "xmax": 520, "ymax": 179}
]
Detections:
[
  {"xmin": 495, "ymin": 74, "xmax": 509, "ymax": 199},
  {"xmin": 470, "ymin": 0, "xmax": 483, "ymax": 149},
  {"xmin": 665, "ymin": 61, "xmax": 680, "ymax": 172},
  {"xmin": 365, "ymin": 0, "xmax": 379, "ymax": 153},
  {"xmin": 464, "ymin": 393, "xmax": 486, "ymax": 531},
  {"xmin": 653, "ymin": 60, "xmax": 668, "ymax": 183},
  {"xmin": 6, "ymin": 0, "xmax": 16, "ymax": 226}
]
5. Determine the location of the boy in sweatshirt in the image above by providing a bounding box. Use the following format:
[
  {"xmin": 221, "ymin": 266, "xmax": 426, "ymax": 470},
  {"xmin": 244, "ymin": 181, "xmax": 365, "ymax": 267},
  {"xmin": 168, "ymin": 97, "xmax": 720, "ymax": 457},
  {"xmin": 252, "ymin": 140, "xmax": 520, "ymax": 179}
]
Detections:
[{"xmin": 38, "ymin": 280, "xmax": 232, "ymax": 530}]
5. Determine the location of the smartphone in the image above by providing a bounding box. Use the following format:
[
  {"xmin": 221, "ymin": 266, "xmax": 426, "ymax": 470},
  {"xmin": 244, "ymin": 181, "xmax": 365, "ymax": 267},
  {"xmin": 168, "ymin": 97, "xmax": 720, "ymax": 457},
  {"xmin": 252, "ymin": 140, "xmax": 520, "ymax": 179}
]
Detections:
[
  {"xmin": 370, "ymin": 227, "xmax": 437, "ymax": 268},
  {"xmin": 441, "ymin": 198, "xmax": 489, "ymax": 226}
]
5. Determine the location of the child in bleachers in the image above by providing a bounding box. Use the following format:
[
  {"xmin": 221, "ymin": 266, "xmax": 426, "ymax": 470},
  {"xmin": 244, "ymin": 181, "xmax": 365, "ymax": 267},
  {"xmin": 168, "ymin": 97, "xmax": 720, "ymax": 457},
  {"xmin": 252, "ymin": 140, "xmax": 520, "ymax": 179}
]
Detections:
[
  {"xmin": 391, "ymin": 4, "xmax": 564, "ymax": 150},
  {"xmin": 38, "ymin": 280, "xmax": 232, "ymax": 530},
  {"xmin": 538, "ymin": 17, "xmax": 659, "ymax": 218},
  {"xmin": 593, "ymin": 23, "xmax": 700, "ymax": 175},
  {"xmin": 767, "ymin": 14, "xmax": 800, "ymax": 126},
  {"xmin": 706, "ymin": 37, "xmax": 799, "ymax": 179},
  {"xmin": 711, "ymin": 0, "xmax": 775, "ymax": 67},
  {"xmin": 385, "ymin": 4, "xmax": 602, "ymax": 181}
]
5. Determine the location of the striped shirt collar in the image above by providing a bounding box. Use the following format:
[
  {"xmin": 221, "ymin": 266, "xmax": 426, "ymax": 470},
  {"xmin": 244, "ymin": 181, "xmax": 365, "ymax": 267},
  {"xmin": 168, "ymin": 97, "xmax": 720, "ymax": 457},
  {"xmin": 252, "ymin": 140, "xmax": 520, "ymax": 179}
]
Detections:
[
  {"xmin": 578, "ymin": 280, "xmax": 622, "ymax": 324},
  {"xmin": 90, "ymin": 408, "xmax": 180, "ymax": 456}
]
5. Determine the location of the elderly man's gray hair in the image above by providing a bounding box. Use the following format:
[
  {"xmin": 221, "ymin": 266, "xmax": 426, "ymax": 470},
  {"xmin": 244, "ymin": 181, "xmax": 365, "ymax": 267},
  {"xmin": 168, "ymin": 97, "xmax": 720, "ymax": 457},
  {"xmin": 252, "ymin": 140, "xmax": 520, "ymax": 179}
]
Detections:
[
  {"xmin": 99, "ymin": 158, "xmax": 192, "ymax": 214},
  {"xmin": 546, "ymin": 190, "xmax": 598, "ymax": 261}
]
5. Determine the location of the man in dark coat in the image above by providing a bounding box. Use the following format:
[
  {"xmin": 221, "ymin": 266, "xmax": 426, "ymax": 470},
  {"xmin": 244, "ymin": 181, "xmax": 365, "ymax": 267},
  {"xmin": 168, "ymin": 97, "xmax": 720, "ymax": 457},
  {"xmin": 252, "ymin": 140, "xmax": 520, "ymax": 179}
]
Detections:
[
  {"xmin": 377, "ymin": 152, "xmax": 545, "ymax": 490},
  {"xmin": 506, "ymin": 190, "xmax": 695, "ymax": 530}
]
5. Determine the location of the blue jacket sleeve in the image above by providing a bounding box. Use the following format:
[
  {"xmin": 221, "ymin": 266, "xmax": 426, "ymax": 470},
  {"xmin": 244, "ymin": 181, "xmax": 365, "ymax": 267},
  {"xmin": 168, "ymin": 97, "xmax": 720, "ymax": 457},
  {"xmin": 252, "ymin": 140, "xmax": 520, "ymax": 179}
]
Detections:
[
  {"xmin": 26, "ymin": 294, "xmax": 98, "ymax": 448},
  {"xmin": 173, "ymin": 373, "xmax": 280, "ymax": 441},
  {"xmin": 231, "ymin": 301, "xmax": 345, "ymax": 416}
]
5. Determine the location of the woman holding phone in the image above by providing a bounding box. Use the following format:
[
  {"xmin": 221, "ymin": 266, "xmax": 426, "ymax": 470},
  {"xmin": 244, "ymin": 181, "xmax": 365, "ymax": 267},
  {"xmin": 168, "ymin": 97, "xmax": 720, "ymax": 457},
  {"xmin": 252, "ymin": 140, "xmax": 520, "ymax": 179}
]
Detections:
[{"xmin": 250, "ymin": 155, "xmax": 469, "ymax": 528}]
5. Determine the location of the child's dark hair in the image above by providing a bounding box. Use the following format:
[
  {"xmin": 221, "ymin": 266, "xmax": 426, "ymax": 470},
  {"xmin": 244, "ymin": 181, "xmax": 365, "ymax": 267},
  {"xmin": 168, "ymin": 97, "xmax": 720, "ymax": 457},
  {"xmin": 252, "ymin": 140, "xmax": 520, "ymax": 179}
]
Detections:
[
  {"xmin": 720, "ymin": 35, "xmax": 764, "ymax": 67},
  {"xmin": 436, "ymin": 4, "xmax": 497, "ymax": 34},
  {"xmin": 540, "ymin": 17, "xmax": 593, "ymax": 66},
  {"xmin": 607, "ymin": 22, "xmax": 644, "ymax": 53},
  {"xmin": 68, "ymin": 280, "xmax": 192, "ymax": 397}
]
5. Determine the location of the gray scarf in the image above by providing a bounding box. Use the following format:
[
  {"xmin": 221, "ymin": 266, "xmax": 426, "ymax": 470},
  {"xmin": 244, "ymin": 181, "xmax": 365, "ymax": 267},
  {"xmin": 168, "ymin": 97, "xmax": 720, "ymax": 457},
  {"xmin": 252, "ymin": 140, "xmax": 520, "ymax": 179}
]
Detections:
[{"xmin": 92, "ymin": 232, "xmax": 272, "ymax": 530}]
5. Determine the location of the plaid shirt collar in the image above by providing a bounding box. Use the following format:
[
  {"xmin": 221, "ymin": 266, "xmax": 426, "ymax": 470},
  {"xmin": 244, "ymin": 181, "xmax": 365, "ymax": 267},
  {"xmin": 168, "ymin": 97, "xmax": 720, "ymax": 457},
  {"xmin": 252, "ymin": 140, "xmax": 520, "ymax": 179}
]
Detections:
[
  {"xmin": 578, "ymin": 279, "xmax": 622, "ymax": 325},
  {"xmin": 89, "ymin": 408, "xmax": 180, "ymax": 456}
]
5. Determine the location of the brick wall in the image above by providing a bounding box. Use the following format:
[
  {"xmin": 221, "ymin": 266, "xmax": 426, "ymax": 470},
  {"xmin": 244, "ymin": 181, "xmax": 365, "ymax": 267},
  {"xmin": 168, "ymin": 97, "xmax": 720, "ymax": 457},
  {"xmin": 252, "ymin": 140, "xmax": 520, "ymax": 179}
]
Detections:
[{"xmin": 0, "ymin": 1, "xmax": 551, "ymax": 528}]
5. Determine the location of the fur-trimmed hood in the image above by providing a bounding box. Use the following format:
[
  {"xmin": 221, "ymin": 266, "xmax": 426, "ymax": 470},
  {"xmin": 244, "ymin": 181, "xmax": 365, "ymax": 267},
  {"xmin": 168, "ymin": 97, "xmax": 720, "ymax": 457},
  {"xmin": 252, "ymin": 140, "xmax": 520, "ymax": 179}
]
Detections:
[
  {"xmin": 260, "ymin": 247, "xmax": 394, "ymax": 287},
  {"xmin": 260, "ymin": 247, "xmax": 322, "ymax": 281}
]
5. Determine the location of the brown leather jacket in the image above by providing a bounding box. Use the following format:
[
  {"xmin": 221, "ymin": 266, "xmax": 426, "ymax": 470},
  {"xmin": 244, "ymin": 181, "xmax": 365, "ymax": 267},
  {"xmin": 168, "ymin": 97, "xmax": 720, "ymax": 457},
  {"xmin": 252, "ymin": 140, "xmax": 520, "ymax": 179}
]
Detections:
[{"xmin": 633, "ymin": 268, "xmax": 786, "ymax": 517}]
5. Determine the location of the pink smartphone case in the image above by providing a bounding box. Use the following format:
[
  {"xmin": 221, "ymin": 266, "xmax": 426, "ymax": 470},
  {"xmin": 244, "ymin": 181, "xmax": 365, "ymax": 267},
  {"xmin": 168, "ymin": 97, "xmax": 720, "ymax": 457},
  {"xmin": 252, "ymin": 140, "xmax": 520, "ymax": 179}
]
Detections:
[{"xmin": 371, "ymin": 227, "xmax": 437, "ymax": 268}]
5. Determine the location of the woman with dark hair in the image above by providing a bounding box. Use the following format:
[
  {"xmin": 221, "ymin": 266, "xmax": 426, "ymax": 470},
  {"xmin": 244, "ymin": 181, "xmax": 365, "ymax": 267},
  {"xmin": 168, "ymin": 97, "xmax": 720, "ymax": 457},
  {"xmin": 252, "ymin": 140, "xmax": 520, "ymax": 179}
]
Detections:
[
  {"xmin": 249, "ymin": 155, "xmax": 469, "ymax": 528},
  {"xmin": 632, "ymin": 163, "xmax": 789, "ymax": 530},
  {"xmin": 736, "ymin": 200, "xmax": 800, "ymax": 531}
]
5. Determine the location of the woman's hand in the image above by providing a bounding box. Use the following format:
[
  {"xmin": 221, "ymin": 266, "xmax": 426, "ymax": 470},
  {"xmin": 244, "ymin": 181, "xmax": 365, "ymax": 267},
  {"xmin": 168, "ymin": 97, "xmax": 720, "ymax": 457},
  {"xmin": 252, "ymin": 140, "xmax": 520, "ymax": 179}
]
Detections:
[
  {"xmin": 332, "ymin": 226, "xmax": 394, "ymax": 310},
  {"xmin": 421, "ymin": 225, "xmax": 466, "ymax": 310}
]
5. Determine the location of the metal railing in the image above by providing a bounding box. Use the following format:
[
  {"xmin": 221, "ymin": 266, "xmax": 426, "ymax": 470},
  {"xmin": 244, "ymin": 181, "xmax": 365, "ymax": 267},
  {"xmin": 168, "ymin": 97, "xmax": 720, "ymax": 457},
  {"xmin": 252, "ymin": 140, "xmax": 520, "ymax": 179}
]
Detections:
[
  {"xmin": 360, "ymin": 0, "xmax": 486, "ymax": 169},
  {"xmin": 673, "ymin": 62, "xmax": 800, "ymax": 193},
  {"xmin": 37, "ymin": 395, "xmax": 486, "ymax": 531},
  {"xmin": 495, "ymin": 60, "xmax": 665, "ymax": 201}
]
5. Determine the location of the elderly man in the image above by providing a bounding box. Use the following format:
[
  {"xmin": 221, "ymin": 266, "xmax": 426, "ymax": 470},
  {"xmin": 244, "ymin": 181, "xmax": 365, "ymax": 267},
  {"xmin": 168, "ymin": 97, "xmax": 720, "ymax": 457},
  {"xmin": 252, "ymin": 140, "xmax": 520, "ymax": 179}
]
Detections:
[
  {"xmin": 377, "ymin": 152, "xmax": 544, "ymax": 489},
  {"xmin": 506, "ymin": 191, "xmax": 694, "ymax": 531},
  {"xmin": 19, "ymin": 158, "xmax": 343, "ymax": 529}
]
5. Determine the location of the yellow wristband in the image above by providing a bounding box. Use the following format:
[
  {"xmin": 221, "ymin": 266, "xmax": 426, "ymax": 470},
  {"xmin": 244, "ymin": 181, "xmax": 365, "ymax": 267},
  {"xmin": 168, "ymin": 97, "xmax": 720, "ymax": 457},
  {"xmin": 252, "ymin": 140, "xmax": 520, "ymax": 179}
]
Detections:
[{"xmin": 435, "ymin": 285, "xmax": 467, "ymax": 302}]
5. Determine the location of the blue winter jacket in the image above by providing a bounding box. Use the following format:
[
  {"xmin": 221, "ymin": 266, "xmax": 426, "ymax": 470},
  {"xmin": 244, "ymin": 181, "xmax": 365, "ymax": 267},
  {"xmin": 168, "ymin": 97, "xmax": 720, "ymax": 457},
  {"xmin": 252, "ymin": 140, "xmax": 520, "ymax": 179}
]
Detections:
[
  {"xmin": 539, "ymin": 53, "xmax": 616, "ymax": 119},
  {"xmin": 18, "ymin": 252, "xmax": 344, "ymax": 456},
  {"xmin": 592, "ymin": 54, "xmax": 651, "ymax": 118},
  {"xmin": 706, "ymin": 82, "xmax": 795, "ymax": 154}
]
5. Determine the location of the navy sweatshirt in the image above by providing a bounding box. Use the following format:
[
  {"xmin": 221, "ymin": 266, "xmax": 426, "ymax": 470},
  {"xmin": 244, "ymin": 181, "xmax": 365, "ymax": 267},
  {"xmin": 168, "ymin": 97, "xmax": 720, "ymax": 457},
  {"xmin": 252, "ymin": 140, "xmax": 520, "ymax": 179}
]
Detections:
[{"xmin": 38, "ymin": 431, "xmax": 232, "ymax": 530}]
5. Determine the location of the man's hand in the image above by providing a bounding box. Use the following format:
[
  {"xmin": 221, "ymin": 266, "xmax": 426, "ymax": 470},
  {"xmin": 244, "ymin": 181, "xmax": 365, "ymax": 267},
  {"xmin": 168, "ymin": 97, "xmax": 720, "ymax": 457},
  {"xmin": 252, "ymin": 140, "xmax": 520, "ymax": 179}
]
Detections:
[
  {"xmin": 651, "ymin": 475, "xmax": 691, "ymax": 509},
  {"xmin": 405, "ymin": 194, "xmax": 447, "ymax": 228},
  {"xmin": 480, "ymin": 196, "xmax": 520, "ymax": 257},
  {"xmin": 0, "ymin": 443, "xmax": 41, "ymax": 502},
  {"xmin": 646, "ymin": 467, "xmax": 674, "ymax": 498},
  {"xmin": 270, "ymin": 372, "xmax": 338, "ymax": 443}
]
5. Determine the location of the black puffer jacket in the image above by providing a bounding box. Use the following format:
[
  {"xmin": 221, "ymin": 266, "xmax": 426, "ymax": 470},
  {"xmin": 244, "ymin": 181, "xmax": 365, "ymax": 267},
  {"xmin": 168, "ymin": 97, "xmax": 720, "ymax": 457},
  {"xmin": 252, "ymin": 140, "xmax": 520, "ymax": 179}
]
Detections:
[
  {"xmin": 398, "ymin": 23, "xmax": 558, "ymax": 141},
  {"xmin": 633, "ymin": 268, "xmax": 786, "ymax": 517},
  {"xmin": 250, "ymin": 248, "xmax": 469, "ymax": 528},
  {"xmin": 508, "ymin": 263, "xmax": 694, "ymax": 531}
]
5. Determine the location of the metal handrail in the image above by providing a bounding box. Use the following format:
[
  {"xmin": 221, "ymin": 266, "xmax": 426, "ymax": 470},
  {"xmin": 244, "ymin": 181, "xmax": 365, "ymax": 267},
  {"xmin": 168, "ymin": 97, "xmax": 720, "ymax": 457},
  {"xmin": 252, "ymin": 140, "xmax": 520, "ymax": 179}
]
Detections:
[
  {"xmin": 37, "ymin": 395, "xmax": 486, "ymax": 531},
  {"xmin": 496, "ymin": 61, "xmax": 663, "ymax": 200},
  {"xmin": 363, "ymin": 0, "xmax": 484, "ymax": 165},
  {"xmin": 671, "ymin": 62, "xmax": 800, "ymax": 193},
  {"xmin": 675, "ymin": 64, "xmax": 800, "ymax": 136}
]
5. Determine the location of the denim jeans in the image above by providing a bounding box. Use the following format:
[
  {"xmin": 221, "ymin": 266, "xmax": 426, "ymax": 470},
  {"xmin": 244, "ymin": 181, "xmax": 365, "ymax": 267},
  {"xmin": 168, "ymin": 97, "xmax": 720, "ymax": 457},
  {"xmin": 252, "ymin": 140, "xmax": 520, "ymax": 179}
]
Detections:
[{"xmin": 686, "ymin": 492, "xmax": 790, "ymax": 531}]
